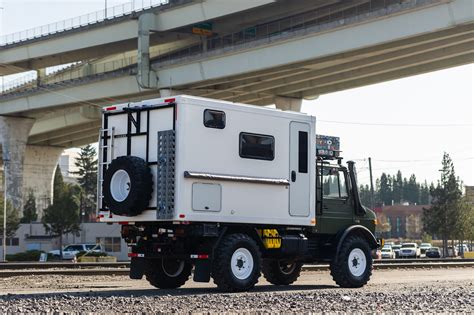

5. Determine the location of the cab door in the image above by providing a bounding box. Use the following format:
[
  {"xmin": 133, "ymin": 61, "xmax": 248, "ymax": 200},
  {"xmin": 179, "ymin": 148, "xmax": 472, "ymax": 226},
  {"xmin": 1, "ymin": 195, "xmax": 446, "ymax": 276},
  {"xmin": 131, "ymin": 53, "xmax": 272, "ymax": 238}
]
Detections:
[
  {"xmin": 289, "ymin": 122, "xmax": 310, "ymax": 216},
  {"xmin": 318, "ymin": 168, "xmax": 353, "ymax": 233}
]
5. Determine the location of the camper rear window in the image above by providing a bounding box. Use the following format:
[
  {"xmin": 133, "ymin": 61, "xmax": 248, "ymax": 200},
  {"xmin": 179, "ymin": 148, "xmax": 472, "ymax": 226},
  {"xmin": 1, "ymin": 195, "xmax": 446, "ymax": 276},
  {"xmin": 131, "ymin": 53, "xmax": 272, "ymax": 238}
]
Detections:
[
  {"xmin": 239, "ymin": 133, "xmax": 275, "ymax": 161},
  {"xmin": 204, "ymin": 109, "xmax": 226, "ymax": 129}
]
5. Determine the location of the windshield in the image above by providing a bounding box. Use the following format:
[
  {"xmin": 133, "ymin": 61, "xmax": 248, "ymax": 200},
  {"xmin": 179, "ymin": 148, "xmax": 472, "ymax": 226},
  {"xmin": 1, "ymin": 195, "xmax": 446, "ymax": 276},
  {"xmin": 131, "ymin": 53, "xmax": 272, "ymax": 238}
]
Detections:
[
  {"xmin": 382, "ymin": 249, "xmax": 391, "ymax": 252},
  {"xmin": 402, "ymin": 244, "xmax": 416, "ymax": 248},
  {"xmin": 392, "ymin": 245, "xmax": 401, "ymax": 249}
]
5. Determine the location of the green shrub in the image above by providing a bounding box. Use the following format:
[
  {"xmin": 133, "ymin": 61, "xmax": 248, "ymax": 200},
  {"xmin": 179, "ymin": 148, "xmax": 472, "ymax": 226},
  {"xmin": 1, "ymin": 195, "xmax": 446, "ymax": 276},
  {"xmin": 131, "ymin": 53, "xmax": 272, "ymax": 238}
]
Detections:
[{"xmin": 6, "ymin": 250, "xmax": 44, "ymax": 261}]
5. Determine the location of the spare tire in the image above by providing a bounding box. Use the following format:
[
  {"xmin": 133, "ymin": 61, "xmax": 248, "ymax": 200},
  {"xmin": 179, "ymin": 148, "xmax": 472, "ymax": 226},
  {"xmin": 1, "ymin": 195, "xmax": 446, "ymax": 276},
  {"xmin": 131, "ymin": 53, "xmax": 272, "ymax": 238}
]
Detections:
[{"xmin": 103, "ymin": 156, "xmax": 152, "ymax": 216}]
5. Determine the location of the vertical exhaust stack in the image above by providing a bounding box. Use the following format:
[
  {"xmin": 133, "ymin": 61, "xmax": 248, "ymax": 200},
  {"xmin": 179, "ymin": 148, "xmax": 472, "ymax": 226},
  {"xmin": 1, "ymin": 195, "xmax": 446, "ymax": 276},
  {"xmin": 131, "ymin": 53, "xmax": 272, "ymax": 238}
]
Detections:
[{"xmin": 347, "ymin": 161, "xmax": 366, "ymax": 215}]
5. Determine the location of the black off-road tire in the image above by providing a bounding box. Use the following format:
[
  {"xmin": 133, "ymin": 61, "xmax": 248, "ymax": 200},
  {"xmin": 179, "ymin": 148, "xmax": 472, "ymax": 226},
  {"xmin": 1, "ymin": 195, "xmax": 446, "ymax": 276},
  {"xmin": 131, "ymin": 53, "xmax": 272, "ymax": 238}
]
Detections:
[
  {"xmin": 330, "ymin": 235, "xmax": 373, "ymax": 288},
  {"xmin": 103, "ymin": 156, "xmax": 152, "ymax": 216},
  {"xmin": 145, "ymin": 258, "xmax": 192, "ymax": 289},
  {"xmin": 212, "ymin": 233, "xmax": 262, "ymax": 292},
  {"xmin": 262, "ymin": 259, "xmax": 303, "ymax": 285}
]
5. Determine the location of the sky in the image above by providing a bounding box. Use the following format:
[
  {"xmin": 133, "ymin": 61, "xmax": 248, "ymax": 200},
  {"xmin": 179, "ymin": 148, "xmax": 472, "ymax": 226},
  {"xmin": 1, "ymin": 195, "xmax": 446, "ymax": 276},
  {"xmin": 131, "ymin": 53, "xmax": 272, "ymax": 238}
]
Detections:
[{"xmin": 0, "ymin": 0, "xmax": 473, "ymax": 187}]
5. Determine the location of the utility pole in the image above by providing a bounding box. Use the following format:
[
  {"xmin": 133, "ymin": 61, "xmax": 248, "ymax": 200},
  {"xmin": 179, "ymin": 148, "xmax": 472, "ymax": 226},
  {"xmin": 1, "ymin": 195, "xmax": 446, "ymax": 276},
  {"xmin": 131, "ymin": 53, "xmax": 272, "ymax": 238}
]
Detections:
[
  {"xmin": 104, "ymin": 0, "xmax": 107, "ymax": 18},
  {"xmin": 368, "ymin": 157, "xmax": 375, "ymax": 209},
  {"xmin": 2, "ymin": 156, "xmax": 8, "ymax": 262}
]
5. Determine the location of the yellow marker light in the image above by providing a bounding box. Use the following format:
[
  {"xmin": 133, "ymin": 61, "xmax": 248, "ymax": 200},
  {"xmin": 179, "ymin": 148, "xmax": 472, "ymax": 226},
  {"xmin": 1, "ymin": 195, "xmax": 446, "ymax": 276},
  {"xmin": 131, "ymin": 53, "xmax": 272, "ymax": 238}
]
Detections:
[{"xmin": 311, "ymin": 218, "xmax": 317, "ymax": 225}]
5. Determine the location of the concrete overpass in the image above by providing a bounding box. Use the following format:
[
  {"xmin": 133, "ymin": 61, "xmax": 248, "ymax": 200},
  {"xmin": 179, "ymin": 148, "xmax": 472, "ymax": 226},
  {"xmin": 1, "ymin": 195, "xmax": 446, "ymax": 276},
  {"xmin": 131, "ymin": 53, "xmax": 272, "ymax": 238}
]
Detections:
[{"xmin": 0, "ymin": 0, "xmax": 473, "ymax": 214}]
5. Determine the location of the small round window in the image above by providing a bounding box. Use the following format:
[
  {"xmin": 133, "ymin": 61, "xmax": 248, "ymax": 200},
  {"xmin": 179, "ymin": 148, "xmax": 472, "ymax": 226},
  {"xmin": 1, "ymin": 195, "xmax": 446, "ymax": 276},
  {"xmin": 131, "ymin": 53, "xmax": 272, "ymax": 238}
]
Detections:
[{"xmin": 204, "ymin": 109, "xmax": 226, "ymax": 129}]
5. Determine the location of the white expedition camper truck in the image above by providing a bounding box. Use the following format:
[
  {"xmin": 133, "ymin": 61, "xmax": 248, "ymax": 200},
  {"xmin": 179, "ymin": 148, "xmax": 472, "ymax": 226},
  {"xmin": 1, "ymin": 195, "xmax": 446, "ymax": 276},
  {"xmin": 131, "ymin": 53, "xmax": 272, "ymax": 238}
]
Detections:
[{"xmin": 98, "ymin": 95, "xmax": 379, "ymax": 292}]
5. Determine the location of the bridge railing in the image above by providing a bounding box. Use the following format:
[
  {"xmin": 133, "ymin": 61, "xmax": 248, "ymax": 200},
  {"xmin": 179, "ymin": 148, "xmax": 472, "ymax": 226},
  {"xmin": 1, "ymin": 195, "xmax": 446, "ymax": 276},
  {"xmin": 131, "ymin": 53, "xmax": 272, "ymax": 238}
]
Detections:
[
  {"xmin": 0, "ymin": 0, "xmax": 444, "ymax": 98},
  {"xmin": 0, "ymin": 0, "xmax": 170, "ymax": 46}
]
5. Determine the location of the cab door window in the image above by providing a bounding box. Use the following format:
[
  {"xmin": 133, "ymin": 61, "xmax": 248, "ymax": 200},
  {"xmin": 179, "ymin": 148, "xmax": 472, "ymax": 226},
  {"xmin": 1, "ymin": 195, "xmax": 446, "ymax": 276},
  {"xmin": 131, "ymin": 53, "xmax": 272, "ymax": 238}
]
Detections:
[{"xmin": 322, "ymin": 168, "xmax": 348, "ymax": 198}]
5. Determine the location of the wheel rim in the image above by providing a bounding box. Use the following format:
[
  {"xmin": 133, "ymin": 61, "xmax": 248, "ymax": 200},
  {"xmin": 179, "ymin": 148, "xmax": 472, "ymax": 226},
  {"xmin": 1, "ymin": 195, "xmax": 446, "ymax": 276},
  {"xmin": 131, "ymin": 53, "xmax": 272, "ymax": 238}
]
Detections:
[
  {"xmin": 110, "ymin": 169, "xmax": 131, "ymax": 202},
  {"xmin": 348, "ymin": 248, "xmax": 366, "ymax": 277},
  {"xmin": 162, "ymin": 259, "xmax": 185, "ymax": 277},
  {"xmin": 278, "ymin": 261, "xmax": 297, "ymax": 275},
  {"xmin": 231, "ymin": 248, "xmax": 254, "ymax": 280}
]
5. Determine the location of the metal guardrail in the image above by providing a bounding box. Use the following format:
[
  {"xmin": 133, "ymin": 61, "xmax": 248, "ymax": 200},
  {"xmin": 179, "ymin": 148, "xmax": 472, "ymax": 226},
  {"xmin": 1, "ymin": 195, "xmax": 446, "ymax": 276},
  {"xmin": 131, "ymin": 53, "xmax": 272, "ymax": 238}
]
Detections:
[
  {"xmin": 0, "ymin": 0, "xmax": 170, "ymax": 47},
  {"xmin": 0, "ymin": 0, "xmax": 444, "ymax": 98}
]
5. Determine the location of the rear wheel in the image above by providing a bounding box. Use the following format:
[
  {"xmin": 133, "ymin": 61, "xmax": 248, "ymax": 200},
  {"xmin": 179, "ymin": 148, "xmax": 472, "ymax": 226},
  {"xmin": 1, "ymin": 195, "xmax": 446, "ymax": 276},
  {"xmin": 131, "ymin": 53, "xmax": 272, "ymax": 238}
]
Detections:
[
  {"xmin": 330, "ymin": 235, "xmax": 373, "ymax": 288},
  {"xmin": 212, "ymin": 233, "xmax": 261, "ymax": 292},
  {"xmin": 145, "ymin": 258, "xmax": 192, "ymax": 289},
  {"xmin": 262, "ymin": 259, "xmax": 303, "ymax": 285}
]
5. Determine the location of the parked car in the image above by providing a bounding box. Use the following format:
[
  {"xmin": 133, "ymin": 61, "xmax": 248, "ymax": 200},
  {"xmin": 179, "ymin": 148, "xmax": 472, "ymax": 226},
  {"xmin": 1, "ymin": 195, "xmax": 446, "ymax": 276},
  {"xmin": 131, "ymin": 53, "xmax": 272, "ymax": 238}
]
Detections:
[
  {"xmin": 445, "ymin": 246, "xmax": 458, "ymax": 257},
  {"xmin": 372, "ymin": 249, "xmax": 382, "ymax": 259},
  {"xmin": 426, "ymin": 247, "xmax": 441, "ymax": 258},
  {"xmin": 381, "ymin": 247, "xmax": 396, "ymax": 259},
  {"xmin": 49, "ymin": 243, "xmax": 104, "ymax": 260},
  {"xmin": 399, "ymin": 243, "xmax": 421, "ymax": 258},
  {"xmin": 457, "ymin": 244, "xmax": 469, "ymax": 255},
  {"xmin": 419, "ymin": 243, "xmax": 432, "ymax": 257},
  {"xmin": 391, "ymin": 244, "xmax": 402, "ymax": 258}
]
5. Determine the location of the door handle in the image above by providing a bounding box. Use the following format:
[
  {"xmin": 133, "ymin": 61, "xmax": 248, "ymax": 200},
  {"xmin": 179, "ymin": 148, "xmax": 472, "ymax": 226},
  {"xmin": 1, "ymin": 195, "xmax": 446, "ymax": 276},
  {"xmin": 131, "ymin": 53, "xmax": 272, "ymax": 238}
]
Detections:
[{"xmin": 291, "ymin": 170, "xmax": 296, "ymax": 182}]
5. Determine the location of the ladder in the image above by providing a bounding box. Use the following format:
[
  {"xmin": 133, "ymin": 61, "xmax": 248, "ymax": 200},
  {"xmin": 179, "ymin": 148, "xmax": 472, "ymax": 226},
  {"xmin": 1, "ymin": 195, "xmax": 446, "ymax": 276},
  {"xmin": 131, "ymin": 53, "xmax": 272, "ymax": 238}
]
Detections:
[{"xmin": 97, "ymin": 127, "xmax": 115, "ymax": 209}]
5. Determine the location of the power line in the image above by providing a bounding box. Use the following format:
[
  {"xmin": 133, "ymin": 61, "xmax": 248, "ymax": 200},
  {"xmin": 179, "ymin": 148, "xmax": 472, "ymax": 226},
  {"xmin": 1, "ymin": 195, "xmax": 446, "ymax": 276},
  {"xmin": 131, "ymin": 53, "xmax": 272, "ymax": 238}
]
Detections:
[{"xmin": 318, "ymin": 119, "xmax": 473, "ymax": 127}]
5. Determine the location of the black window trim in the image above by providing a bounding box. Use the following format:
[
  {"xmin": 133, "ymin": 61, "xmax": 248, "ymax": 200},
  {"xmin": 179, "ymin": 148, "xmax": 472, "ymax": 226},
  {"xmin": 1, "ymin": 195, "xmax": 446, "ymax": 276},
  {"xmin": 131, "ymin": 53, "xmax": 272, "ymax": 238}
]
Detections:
[
  {"xmin": 203, "ymin": 109, "xmax": 226, "ymax": 129},
  {"xmin": 239, "ymin": 131, "xmax": 275, "ymax": 161}
]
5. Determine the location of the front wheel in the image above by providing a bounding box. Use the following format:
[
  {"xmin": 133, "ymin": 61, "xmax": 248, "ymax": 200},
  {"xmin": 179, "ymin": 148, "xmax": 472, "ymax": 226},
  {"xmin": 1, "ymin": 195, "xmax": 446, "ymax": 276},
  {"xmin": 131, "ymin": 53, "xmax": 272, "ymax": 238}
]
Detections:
[
  {"xmin": 212, "ymin": 233, "xmax": 261, "ymax": 292},
  {"xmin": 145, "ymin": 258, "xmax": 192, "ymax": 289},
  {"xmin": 262, "ymin": 259, "xmax": 303, "ymax": 285},
  {"xmin": 330, "ymin": 235, "xmax": 373, "ymax": 288}
]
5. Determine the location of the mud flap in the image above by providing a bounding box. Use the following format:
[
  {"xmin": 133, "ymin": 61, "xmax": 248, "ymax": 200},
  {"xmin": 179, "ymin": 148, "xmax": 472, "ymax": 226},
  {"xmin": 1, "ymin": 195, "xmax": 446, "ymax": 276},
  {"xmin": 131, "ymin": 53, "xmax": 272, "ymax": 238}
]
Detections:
[
  {"xmin": 193, "ymin": 260, "xmax": 211, "ymax": 282},
  {"xmin": 130, "ymin": 257, "xmax": 146, "ymax": 279}
]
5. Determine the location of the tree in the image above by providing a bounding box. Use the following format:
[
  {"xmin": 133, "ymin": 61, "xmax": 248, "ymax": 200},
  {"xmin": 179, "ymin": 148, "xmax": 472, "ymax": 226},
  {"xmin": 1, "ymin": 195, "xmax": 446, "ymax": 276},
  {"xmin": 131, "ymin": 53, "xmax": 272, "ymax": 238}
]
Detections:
[
  {"xmin": 20, "ymin": 189, "xmax": 37, "ymax": 223},
  {"xmin": 359, "ymin": 184, "xmax": 371, "ymax": 207},
  {"xmin": 379, "ymin": 173, "xmax": 392, "ymax": 206},
  {"xmin": 423, "ymin": 153, "xmax": 463, "ymax": 257},
  {"xmin": 392, "ymin": 170, "xmax": 403, "ymax": 204},
  {"xmin": 0, "ymin": 193, "xmax": 20, "ymax": 239},
  {"xmin": 405, "ymin": 174, "xmax": 420, "ymax": 204},
  {"xmin": 73, "ymin": 145, "xmax": 98, "ymax": 222},
  {"xmin": 420, "ymin": 181, "xmax": 430, "ymax": 205},
  {"xmin": 42, "ymin": 167, "xmax": 81, "ymax": 257}
]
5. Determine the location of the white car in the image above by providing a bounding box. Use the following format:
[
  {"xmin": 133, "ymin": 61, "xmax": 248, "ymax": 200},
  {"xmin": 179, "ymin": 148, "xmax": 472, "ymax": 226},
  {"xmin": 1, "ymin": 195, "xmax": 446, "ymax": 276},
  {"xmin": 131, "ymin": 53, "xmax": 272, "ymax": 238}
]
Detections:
[
  {"xmin": 399, "ymin": 243, "xmax": 421, "ymax": 258},
  {"xmin": 419, "ymin": 243, "xmax": 432, "ymax": 257},
  {"xmin": 381, "ymin": 247, "xmax": 395, "ymax": 259},
  {"xmin": 49, "ymin": 244, "xmax": 104, "ymax": 260}
]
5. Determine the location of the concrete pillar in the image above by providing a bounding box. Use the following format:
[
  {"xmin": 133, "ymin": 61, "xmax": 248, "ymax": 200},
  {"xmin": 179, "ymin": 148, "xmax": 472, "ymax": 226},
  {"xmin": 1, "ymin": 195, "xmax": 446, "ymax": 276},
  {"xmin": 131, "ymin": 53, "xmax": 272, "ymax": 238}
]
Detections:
[
  {"xmin": 23, "ymin": 145, "xmax": 63, "ymax": 218},
  {"xmin": 0, "ymin": 116, "xmax": 35, "ymax": 212},
  {"xmin": 137, "ymin": 13, "xmax": 158, "ymax": 89},
  {"xmin": 274, "ymin": 96, "xmax": 303, "ymax": 112}
]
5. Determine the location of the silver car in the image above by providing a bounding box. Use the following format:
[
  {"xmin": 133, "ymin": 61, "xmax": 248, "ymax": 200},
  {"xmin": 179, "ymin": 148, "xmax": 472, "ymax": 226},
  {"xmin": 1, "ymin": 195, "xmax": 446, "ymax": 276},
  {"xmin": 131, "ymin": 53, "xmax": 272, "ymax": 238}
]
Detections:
[
  {"xmin": 399, "ymin": 243, "xmax": 421, "ymax": 258},
  {"xmin": 49, "ymin": 244, "xmax": 104, "ymax": 260}
]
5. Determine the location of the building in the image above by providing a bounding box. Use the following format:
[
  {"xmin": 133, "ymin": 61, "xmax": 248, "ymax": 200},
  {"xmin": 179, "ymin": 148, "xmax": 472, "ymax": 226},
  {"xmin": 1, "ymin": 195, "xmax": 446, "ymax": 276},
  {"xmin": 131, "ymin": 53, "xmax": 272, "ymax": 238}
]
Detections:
[
  {"xmin": 3, "ymin": 222, "xmax": 128, "ymax": 261},
  {"xmin": 375, "ymin": 204, "xmax": 428, "ymax": 240}
]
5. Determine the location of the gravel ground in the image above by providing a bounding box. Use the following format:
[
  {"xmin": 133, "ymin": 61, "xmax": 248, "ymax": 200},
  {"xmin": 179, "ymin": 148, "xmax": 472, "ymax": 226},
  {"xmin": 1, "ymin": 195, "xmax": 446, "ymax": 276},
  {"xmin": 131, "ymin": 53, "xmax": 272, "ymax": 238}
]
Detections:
[{"xmin": 0, "ymin": 269, "xmax": 473, "ymax": 313}]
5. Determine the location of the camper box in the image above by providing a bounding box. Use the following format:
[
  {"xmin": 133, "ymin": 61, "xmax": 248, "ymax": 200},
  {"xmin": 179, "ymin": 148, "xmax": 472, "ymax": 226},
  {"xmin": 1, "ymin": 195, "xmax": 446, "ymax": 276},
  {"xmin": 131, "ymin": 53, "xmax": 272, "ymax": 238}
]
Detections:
[{"xmin": 98, "ymin": 95, "xmax": 316, "ymax": 227}]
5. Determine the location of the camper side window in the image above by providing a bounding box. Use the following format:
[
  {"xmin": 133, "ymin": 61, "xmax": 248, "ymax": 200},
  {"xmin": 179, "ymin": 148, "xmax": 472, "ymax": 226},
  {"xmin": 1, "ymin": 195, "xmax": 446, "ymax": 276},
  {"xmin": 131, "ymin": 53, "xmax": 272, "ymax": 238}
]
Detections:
[
  {"xmin": 204, "ymin": 109, "xmax": 226, "ymax": 129},
  {"xmin": 239, "ymin": 132, "xmax": 275, "ymax": 161}
]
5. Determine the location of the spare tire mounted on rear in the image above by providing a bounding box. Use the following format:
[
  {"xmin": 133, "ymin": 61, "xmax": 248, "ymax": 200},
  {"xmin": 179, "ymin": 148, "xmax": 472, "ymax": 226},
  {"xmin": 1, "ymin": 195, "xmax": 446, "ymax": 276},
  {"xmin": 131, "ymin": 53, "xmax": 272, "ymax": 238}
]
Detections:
[{"xmin": 103, "ymin": 156, "xmax": 152, "ymax": 216}]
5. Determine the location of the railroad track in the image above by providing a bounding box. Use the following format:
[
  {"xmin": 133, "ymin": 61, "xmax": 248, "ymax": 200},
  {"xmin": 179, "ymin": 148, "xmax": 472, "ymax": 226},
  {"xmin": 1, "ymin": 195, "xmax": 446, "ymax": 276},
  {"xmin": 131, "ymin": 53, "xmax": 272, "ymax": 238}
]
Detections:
[{"xmin": 0, "ymin": 260, "xmax": 472, "ymax": 278}]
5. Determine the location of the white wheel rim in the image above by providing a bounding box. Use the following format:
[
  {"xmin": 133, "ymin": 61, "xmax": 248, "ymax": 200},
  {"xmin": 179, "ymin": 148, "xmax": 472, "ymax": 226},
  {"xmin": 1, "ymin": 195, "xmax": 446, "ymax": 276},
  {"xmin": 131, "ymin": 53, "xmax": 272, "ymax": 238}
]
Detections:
[
  {"xmin": 110, "ymin": 169, "xmax": 131, "ymax": 202},
  {"xmin": 162, "ymin": 260, "xmax": 185, "ymax": 277},
  {"xmin": 231, "ymin": 248, "xmax": 254, "ymax": 280},
  {"xmin": 348, "ymin": 248, "xmax": 366, "ymax": 277}
]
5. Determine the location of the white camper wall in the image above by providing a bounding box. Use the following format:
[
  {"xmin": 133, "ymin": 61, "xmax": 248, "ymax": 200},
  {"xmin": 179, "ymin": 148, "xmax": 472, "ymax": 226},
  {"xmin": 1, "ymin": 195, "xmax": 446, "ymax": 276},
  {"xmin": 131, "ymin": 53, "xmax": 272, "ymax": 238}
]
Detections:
[{"xmin": 175, "ymin": 97, "xmax": 315, "ymax": 226}]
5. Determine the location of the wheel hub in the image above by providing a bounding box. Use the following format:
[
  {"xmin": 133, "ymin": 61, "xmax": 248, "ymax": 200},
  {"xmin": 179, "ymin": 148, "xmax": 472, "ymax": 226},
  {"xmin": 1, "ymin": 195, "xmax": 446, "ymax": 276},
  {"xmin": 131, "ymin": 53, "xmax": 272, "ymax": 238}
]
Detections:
[
  {"xmin": 110, "ymin": 169, "xmax": 131, "ymax": 202},
  {"xmin": 231, "ymin": 248, "xmax": 254, "ymax": 280},
  {"xmin": 348, "ymin": 248, "xmax": 366, "ymax": 277}
]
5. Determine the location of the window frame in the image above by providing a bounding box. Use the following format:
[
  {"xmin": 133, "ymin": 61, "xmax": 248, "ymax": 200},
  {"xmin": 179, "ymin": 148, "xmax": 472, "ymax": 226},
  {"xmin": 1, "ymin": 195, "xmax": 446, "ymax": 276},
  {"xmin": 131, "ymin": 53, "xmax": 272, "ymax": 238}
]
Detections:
[
  {"xmin": 203, "ymin": 109, "xmax": 226, "ymax": 129},
  {"xmin": 321, "ymin": 168, "xmax": 349, "ymax": 200},
  {"xmin": 239, "ymin": 132, "xmax": 275, "ymax": 161}
]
